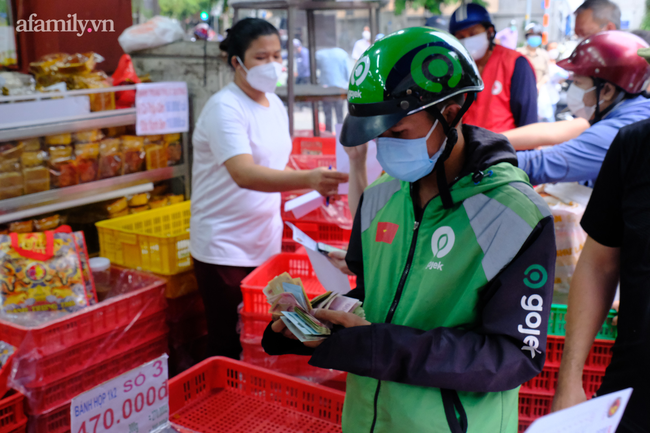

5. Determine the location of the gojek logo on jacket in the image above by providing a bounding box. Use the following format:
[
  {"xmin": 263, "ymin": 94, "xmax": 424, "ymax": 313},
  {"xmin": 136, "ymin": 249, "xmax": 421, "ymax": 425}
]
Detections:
[
  {"xmin": 426, "ymin": 226, "xmax": 455, "ymax": 271},
  {"xmin": 519, "ymin": 265, "xmax": 547, "ymax": 358}
]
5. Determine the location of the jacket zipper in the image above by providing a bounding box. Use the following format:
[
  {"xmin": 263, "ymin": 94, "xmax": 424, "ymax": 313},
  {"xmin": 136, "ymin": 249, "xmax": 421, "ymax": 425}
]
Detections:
[{"xmin": 369, "ymin": 194, "xmax": 427, "ymax": 433}]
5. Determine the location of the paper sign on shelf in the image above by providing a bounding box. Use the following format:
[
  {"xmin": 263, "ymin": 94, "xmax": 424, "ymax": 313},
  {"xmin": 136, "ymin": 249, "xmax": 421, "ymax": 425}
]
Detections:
[
  {"xmin": 285, "ymin": 222, "xmax": 351, "ymax": 294},
  {"xmin": 70, "ymin": 354, "xmax": 169, "ymax": 433},
  {"xmin": 136, "ymin": 82, "xmax": 189, "ymax": 135},
  {"xmin": 335, "ymin": 123, "xmax": 384, "ymax": 195},
  {"xmin": 524, "ymin": 388, "xmax": 632, "ymax": 432}
]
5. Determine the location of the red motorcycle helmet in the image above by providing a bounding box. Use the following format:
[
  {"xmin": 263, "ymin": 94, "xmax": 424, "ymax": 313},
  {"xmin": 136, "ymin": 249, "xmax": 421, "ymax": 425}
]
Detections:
[{"xmin": 558, "ymin": 31, "xmax": 650, "ymax": 94}]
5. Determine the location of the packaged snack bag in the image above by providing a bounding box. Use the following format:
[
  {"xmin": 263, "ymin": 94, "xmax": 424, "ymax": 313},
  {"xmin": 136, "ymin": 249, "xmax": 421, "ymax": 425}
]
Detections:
[
  {"xmin": 0, "ymin": 231, "xmax": 89, "ymax": 313},
  {"xmin": 72, "ymin": 232, "xmax": 98, "ymax": 305}
]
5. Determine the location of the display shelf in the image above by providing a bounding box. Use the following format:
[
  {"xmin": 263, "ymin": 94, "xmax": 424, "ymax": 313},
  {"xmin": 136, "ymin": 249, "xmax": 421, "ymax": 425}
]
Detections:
[
  {"xmin": 0, "ymin": 108, "xmax": 136, "ymax": 142},
  {"xmin": 0, "ymin": 165, "xmax": 188, "ymax": 222}
]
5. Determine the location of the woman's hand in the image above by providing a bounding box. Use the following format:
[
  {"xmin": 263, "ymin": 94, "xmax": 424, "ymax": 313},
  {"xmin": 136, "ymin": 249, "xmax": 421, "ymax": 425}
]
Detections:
[
  {"xmin": 271, "ymin": 314, "xmax": 297, "ymax": 340},
  {"xmin": 308, "ymin": 167, "xmax": 349, "ymax": 196},
  {"xmin": 327, "ymin": 250, "xmax": 355, "ymax": 276}
]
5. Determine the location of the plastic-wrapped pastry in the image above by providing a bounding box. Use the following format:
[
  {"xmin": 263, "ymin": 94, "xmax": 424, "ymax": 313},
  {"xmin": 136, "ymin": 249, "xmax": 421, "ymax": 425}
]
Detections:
[
  {"xmin": 48, "ymin": 145, "xmax": 78, "ymax": 188},
  {"xmin": 164, "ymin": 133, "xmax": 182, "ymax": 166},
  {"xmin": 23, "ymin": 166, "xmax": 50, "ymax": 194},
  {"xmin": 98, "ymin": 138, "xmax": 122, "ymax": 179},
  {"xmin": 145, "ymin": 142, "xmax": 167, "ymax": 171},
  {"xmin": 8, "ymin": 220, "xmax": 33, "ymax": 233},
  {"xmin": 148, "ymin": 196, "xmax": 168, "ymax": 209},
  {"xmin": 21, "ymin": 150, "xmax": 46, "ymax": 168},
  {"xmin": 17, "ymin": 138, "xmax": 41, "ymax": 152},
  {"xmin": 166, "ymin": 194, "xmax": 184, "ymax": 205},
  {"xmin": 109, "ymin": 208, "xmax": 129, "ymax": 218},
  {"xmin": 128, "ymin": 193, "xmax": 149, "ymax": 207},
  {"xmin": 45, "ymin": 133, "xmax": 72, "ymax": 146},
  {"xmin": 121, "ymin": 136, "xmax": 145, "ymax": 175},
  {"xmin": 75, "ymin": 143, "xmax": 99, "ymax": 183},
  {"xmin": 105, "ymin": 197, "xmax": 127, "ymax": 214},
  {"xmin": 34, "ymin": 214, "xmax": 61, "ymax": 231},
  {"xmin": 103, "ymin": 126, "xmax": 127, "ymax": 137},
  {"xmin": 129, "ymin": 205, "xmax": 150, "ymax": 214},
  {"xmin": 0, "ymin": 172, "xmax": 23, "ymax": 199},
  {"xmin": 0, "ymin": 158, "xmax": 20, "ymax": 173},
  {"xmin": 74, "ymin": 129, "xmax": 104, "ymax": 143}
]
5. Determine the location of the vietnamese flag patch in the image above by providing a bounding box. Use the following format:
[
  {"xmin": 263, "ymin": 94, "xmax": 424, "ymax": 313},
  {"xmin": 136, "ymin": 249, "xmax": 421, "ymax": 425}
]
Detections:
[{"xmin": 376, "ymin": 222, "xmax": 399, "ymax": 244}]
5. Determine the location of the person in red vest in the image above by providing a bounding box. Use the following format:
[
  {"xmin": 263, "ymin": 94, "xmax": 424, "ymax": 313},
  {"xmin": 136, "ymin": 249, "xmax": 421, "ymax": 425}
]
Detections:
[{"xmin": 450, "ymin": 3, "xmax": 538, "ymax": 132}]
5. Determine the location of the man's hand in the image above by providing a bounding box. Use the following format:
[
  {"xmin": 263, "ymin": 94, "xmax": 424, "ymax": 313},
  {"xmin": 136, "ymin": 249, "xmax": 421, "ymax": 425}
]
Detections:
[
  {"xmin": 271, "ymin": 315, "xmax": 297, "ymax": 340},
  {"xmin": 552, "ymin": 376, "xmax": 587, "ymax": 412},
  {"xmin": 327, "ymin": 250, "xmax": 355, "ymax": 276}
]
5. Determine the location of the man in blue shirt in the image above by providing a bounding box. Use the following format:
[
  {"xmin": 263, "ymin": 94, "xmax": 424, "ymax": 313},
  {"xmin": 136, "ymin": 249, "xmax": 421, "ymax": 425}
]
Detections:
[
  {"xmin": 316, "ymin": 46, "xmax": 350, "ymax": 132},
  {"xmin": 294, "ymin": 39, "xmax": 310, "ymax": 84},
  {"xmin": 517, "ymin": 31, "xmax": 650, "ymax": 186}
]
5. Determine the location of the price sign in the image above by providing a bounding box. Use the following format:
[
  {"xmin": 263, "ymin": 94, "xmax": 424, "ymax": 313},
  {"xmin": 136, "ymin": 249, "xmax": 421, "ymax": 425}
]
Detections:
[
  {"xmin": 135, "ymin": 82, "xmax": 189, "ymax": 135},
  {"xmin": 71, "ymin": 355, "xmax": 169, "ymax": 433}
]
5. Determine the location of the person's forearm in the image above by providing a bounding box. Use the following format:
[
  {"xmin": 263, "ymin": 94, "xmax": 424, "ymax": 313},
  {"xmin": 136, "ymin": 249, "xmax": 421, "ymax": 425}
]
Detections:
[
  {"xmin": 558, "ymin": 238, "xmax": 619, "ymax": 382},
  {"xmin": 234, "ymin": 164, "xmax": 312, "ymax": 192},
  {"xmin": 505, "ymin": 119, "xmax": 590, "ymax": 150},
  {"xmin": 347, "ymin": 159, "xmax": 368, "ymax": 218}
]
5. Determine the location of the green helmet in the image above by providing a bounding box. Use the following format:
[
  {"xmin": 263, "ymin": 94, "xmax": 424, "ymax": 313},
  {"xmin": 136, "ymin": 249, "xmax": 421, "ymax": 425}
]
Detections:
[{"xmin": 340, "ymin": 27, "xmax": 484, "ymax": 147}]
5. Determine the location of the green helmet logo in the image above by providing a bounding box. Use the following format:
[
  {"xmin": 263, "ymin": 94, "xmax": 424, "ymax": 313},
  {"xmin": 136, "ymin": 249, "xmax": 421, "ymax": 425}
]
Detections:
[
  {"xmin": 341, "ymin": 27, "xmax": 484, "ymax": 147},
  {"xmin": 410, "ymin": 47, "xmax": 462, "ymax": 93}
]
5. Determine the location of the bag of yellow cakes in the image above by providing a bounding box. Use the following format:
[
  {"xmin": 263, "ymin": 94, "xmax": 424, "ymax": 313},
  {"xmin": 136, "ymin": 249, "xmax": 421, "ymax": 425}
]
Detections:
[{"xmin": 0, "ymin": 228, "xmax": 89, "ymax": 313}]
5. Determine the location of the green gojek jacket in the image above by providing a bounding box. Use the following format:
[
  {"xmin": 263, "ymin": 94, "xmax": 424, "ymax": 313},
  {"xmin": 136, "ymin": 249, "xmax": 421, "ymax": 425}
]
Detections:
[{"xmin": 304, "ymin": 126, "xmax": 557, "ymax": 432}]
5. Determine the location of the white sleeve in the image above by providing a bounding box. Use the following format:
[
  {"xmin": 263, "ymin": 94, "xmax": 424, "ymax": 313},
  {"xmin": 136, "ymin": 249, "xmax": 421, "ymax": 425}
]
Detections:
[{"xmin": 202, "ymin": 98, "xmax": 252, "ymax": 166}]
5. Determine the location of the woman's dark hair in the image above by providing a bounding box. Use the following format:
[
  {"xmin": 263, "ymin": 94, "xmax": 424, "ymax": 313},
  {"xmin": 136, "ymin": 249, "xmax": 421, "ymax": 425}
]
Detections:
[{"xmin": 220, "ymin": 18, "xmax": 279, "ymax": 69}]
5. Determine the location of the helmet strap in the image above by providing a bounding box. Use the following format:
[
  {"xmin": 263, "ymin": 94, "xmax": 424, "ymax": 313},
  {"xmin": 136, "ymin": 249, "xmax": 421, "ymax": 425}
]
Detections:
[
  {"xmin": 429, "ymin": 92, "xmax": 477, "ymax": 209},
  {"xmin": 591, "ymin": 81, "xmax": 625, "ymax": 125}
]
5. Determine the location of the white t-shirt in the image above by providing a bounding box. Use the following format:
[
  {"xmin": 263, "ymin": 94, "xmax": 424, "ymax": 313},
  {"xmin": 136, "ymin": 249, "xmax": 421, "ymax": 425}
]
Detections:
[
  {"xmin": 351, "ymin": 38, "xmax": 370, "ymax": 61},
  {"xmin": 190, "ymin": 82, "xmax": 292, "ymax": 267}
]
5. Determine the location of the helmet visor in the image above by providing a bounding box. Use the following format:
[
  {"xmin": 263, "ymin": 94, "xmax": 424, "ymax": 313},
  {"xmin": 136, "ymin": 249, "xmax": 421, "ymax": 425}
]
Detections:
[{"xmin": 340, "ymin": 111, "xmax": 408, "ymax": 147}]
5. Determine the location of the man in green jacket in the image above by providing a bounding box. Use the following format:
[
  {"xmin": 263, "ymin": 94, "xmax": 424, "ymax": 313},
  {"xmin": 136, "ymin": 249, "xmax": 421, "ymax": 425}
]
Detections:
[{"xmin": 264, "ymin": 27, "xmax": 556, "ymax": 433}]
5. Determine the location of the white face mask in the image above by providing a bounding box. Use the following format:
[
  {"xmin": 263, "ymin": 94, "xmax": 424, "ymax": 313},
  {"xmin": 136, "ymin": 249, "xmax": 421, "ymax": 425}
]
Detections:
[
  {"xmin": 237, "ymin": 57, "xmax": 282, "ymax": 93},
  {"xmin": 547, "ymin": 48, "xmax": 559, "ymax": 61},
  {"xmin": 566, "ymin": 83, "xmax": 598, "ymax": 120},
  {"xmin": 460, "ymin": 32, "xmax": 490, "ymax": 61},
  {"xmin": 362, "ymin": 30, "xmax": 371, "ymax": 41}
]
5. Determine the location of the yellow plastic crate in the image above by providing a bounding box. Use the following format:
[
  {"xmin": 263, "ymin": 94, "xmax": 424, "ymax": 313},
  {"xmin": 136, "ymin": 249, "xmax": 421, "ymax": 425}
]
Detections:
[{"xmin": 96, "ymin": 201, "xmax": 192, "ymax": 275}]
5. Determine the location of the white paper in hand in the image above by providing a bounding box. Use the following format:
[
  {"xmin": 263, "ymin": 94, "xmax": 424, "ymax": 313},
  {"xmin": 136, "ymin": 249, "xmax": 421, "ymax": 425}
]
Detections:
[
  {"xmin": 335, "ymin": 123, "xmax": 384, "ymax": 194},
  {"xmin": 284, "ymin": 190, "xmax": 325, "ymax": 219},
  {"xmin": 525, "ymin": 388, "xmax": 632, "ymax": 433},
  {"xmin": 285, "ymin": 222, "xmax": 352, "ymax": 295}
]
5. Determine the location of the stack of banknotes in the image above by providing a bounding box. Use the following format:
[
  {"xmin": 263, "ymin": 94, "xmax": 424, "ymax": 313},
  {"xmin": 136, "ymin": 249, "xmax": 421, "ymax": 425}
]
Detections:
[{"xmin": 264, "ymin": 272, "xmax": 365, "ymax": 342}]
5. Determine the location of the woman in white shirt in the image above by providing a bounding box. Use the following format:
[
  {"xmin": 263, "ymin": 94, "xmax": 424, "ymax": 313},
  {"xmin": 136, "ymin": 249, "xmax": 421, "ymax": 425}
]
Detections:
[{"xmin": 190, "ymin": 18, "xmax": 348, "ymax": 359}]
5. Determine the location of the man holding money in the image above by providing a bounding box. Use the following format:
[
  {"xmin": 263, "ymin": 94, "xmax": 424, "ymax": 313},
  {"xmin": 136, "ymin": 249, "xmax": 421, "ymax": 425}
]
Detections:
[{"xmin": 263, "ymin": 27, "xmax": 556, "ymax": 433}]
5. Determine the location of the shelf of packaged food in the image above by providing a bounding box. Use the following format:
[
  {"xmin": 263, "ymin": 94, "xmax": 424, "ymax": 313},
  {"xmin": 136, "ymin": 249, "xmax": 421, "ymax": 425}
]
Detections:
[
  {"xmin": 0, "ymin": 108, "xmax": 137, "ymax": 142},
  {"xmin": 0, "ymin": 165, "xmax": 188, "ymax": 223}
]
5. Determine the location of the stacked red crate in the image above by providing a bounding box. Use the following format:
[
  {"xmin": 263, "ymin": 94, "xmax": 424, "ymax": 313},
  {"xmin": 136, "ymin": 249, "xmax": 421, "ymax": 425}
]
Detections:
[{"xmin": 0, "ymin": 268, "xmax": 169, "ymax": 432}]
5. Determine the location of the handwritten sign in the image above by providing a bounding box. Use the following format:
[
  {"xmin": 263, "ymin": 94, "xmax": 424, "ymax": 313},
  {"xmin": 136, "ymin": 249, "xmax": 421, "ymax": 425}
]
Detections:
[
  {"xmin": 71, "ymin": 355, "xmax": 169, "ymax": 433},
  {"xmin": 136, "ymin": 82, "xmax": 189, "ymax": 135}
]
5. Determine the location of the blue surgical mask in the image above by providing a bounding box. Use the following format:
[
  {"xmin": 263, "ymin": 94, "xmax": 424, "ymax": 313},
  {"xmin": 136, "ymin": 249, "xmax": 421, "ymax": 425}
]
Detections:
[
  {"xmin": 527, "ymin": 35, "xmax": 542, "ymax": 48},
  {"xmin": 376, "ymin": 109, "xmax": 448, "ymax": 183}
]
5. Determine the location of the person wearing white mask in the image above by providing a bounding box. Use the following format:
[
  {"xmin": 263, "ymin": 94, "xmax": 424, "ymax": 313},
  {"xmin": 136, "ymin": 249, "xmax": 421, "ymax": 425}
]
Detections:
[
  {"xmin": 449, "ymin": 3, "xmax": 538, "ymax": 133},
  {"xmin": 351, "ymin": 26, "xmax": 371, "ymax": 61},
  {"xmin": 515, "ymin": 31, "xmax": 650, "ymax": 186},
  {"xmin": 191, "ymin": 18, "xmax": 348, "ymax": 359}
]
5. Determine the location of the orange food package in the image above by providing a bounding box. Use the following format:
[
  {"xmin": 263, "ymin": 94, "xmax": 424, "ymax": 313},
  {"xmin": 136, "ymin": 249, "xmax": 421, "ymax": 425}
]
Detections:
[
  {"xmin": 98, "ymin": 138, "xmax": 122, "ymax": 179},
  {"xmin": 0, "ymin": 232, "xmax": 89, "ymax": 313},
  {"xmin": 164, "ymin": 133, "xmax": 182, "ymax": 166},
  {"xmin": 121, "ymin": 136, "xmax": 145, "ymax": 175},
  {"xmin": 0, "ymin": 173, "xmax": 24, "ymax": 199},
  {"xmin": 145, "ymin": 142, "xmax": 167, "ymax": 170},
  {"xmin": 48, "ymin": 146, "xmax": 78, "ymax": 188},
  {"xmin": 75, "ymin": 143, "xmax": 99, "ymax": 183},
  {"xmin": 23, "ymin": 167, "xmax": 50, "ymax": 194}
]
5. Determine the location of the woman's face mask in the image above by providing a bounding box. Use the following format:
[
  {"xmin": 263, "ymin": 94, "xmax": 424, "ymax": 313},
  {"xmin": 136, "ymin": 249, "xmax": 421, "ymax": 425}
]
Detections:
[
  {"xmin": 237, "ymin": 57, "xmax": 282, "ymax": 93},
  {"xmin": 566, "ymin": 83, "xmax": 599, "ymax": 120}
]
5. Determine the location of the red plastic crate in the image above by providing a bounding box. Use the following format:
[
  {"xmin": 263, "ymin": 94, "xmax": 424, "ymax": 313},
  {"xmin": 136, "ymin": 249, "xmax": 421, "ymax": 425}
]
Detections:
[
  {"xmin": 289, "ymin": 154, "xmax": 336, "ymax": 170},
  {"xmin": 23, "ymin": 334, "xmax": 168, "ymax": 415},
  {"xmin": 240, "ymin": 254, "xmax": 356, "ymax": 318},
  {"xmin": 168, "ymin": 357, "xmax": 345, "ymax": 432},
  {"xmin": 521, "ymin": 365, "xmax": 605, "ymax": 397},
  {"xmin": 7, "ymin": 420, "xmax": 25, "ymax": 433},
  {"xmin": 518, "ymin": 392, "xmax": 553, "ymax": 420},
  {"xmin": 291, "ymin": 137, "xmax": 336, "ymax": 155},
  {"xmin": 518, "ymin": 417, "xmax": 533, "ymax": 433},
  {"xmin": 12, "ymin": 311, "xmax": 167, "ymax": 388},
  {"xmin": 0, "ymin": 391, "xmax": 26, "ymax": 433},
  {"xmin": 0, "ymin": 267, "xmax": 167, "ymax": 355},
  {"xmin": 0, "ymin": 352, "xmax": 15, "ymax": 400},
  {"xmin": 544, "ymin": 336, "xmax": 613, "ymax": 370}
]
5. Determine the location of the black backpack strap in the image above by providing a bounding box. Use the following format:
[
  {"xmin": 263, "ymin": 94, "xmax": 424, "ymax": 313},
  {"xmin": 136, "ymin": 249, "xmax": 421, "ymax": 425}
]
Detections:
[{"xmin": 441, "ymin": 388, "xmax": 468, "ymax": 433}]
